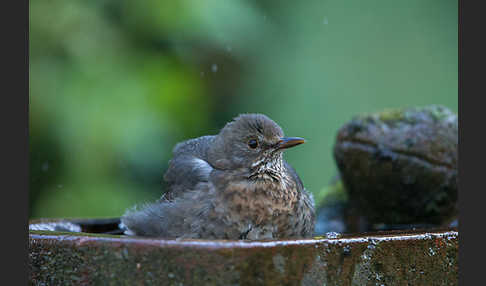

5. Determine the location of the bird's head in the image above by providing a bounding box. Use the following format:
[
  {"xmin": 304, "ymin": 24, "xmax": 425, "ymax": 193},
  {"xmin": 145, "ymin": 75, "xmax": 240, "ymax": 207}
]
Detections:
[{"xmin": 208, "ymin": 114, "xmax": 305, "ymax": 180}]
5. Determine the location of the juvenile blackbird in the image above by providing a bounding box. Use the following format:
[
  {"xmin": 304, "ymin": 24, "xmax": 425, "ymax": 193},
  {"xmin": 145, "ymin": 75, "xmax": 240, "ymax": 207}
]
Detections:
[{"xmin": 121, "ymin": 114, "xmax": 315, "ymax": 240}]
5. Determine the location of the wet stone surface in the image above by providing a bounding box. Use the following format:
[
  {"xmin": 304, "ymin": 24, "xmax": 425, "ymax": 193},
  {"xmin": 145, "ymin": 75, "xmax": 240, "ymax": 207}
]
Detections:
[
  {"xmin": 29, "ymin": 219, "xmax": 458, "ymax": 286},
  {"xmin": 333, "ymin": 105, "xmax": 458, "ymax": 232}
]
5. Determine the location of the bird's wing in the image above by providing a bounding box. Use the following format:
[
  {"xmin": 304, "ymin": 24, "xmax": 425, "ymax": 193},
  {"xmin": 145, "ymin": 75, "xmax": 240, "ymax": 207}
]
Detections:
[
  {"xmin": 162, "ymin": 136, "xmax": 215, "ymax": 200},
  {"xmin": 284, "ymin": 160, "xmax": 316, "ymax": 236}
]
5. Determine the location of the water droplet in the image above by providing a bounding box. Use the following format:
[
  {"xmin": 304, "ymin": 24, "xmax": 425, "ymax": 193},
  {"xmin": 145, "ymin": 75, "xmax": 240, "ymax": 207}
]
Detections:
[
  {"xmin": 57, "ymin": 184, "xmax": 63, "ymax": 189},
  {"xmin": 367, "ymin": 238, "xmax": 379, "ymax": 249},
  {"xmin": 343, "ymin": 245, "xmax": 351, "ymax": 256},
  {"xmin": 325, "ymin": 232, "xmax": 341, "ymax": 239},
  {"xmin": 323, "ymin": 16, "xmax": 328, "ymax": 25},
  {"xmin": 211, "ymin": 64, "xmax": 218, "ymax": 73},
  {"xmin": 41, "ymin": 161, "xmax": 49, "ymax": 172}
]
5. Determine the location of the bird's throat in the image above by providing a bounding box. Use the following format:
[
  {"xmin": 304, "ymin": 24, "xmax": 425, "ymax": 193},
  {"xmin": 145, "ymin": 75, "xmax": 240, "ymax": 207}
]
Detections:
[{"xmin": 249, "ymin": 154, "xmax": 284, "ymax": 182}]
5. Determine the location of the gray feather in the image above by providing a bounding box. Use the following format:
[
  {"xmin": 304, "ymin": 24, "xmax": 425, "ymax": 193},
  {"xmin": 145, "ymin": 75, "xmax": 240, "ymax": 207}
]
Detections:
[{"xmin": 163, "ymin": 136, "xmax": 215, "ymax": 199}]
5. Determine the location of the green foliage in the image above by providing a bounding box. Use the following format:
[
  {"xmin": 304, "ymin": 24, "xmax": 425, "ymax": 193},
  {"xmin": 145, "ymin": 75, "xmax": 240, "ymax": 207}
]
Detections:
[{"xmin": 30, "ymin": 0, "xmax": 457, "ymax": 218}]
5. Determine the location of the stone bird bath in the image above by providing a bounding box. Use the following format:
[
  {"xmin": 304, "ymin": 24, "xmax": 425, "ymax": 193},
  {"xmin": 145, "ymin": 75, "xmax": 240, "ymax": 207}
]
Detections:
[{"xmin": 29, "ymin": 218, "xmax": 457, "ymax": 285}]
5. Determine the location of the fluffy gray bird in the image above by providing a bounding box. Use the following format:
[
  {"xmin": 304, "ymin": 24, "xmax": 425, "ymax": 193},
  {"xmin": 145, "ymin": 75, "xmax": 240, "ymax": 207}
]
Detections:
[{"xmin": 121, "ymin": 114, "xmax": 315, "ymax": 240}]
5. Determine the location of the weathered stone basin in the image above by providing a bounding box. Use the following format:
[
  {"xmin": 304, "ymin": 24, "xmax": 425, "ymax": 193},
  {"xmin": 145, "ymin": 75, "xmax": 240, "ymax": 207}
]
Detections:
[
  {"xmin": 332, "ymin": 105, "xmax": 458, "ymax": 232},
  {"xmin": 29, "ymin": 218, "xmax": 458, "ymax": 285}
]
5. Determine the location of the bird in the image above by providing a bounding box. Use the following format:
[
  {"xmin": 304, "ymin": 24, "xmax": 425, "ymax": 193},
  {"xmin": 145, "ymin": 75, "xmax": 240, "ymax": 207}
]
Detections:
[{"xmin": 121, "ymin": 113, "xmax": 315, "ymax": 240}]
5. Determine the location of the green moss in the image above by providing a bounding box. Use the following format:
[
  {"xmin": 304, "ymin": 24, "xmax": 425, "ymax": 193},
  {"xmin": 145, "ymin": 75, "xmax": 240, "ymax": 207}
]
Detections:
[
  {"xmin": 315, "ymin": 180, "xmax": 347, "ymax": 208},
  {"xmin": 354, "ymin": 105, "xmax": 456, "ymax": 127},
  {"xmin": 421, "ymin": 105, "xmax": 456, "ymax": 121},
  {"xmin": 377, "ymin": 108, "xmax": 406, "ymax": 122}
]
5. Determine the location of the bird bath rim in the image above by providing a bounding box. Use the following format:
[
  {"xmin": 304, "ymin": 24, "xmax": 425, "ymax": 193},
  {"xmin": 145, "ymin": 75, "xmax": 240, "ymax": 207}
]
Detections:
[{"xmin": 29, "ymin": 217, "xmax": 458, "ymax": 246}]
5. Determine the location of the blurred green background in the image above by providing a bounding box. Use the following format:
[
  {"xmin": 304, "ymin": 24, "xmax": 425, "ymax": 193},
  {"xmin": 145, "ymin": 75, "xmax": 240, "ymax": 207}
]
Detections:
[{"xmin": 29, "ymin": 0, "xmax": 457, "ymax": 219}]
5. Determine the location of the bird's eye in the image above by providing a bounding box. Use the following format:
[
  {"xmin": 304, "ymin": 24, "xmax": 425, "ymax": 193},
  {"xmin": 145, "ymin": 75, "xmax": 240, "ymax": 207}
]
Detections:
[{"xmin": 247, "ymin": 139, "xmax": 258, "ymax": 149}]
